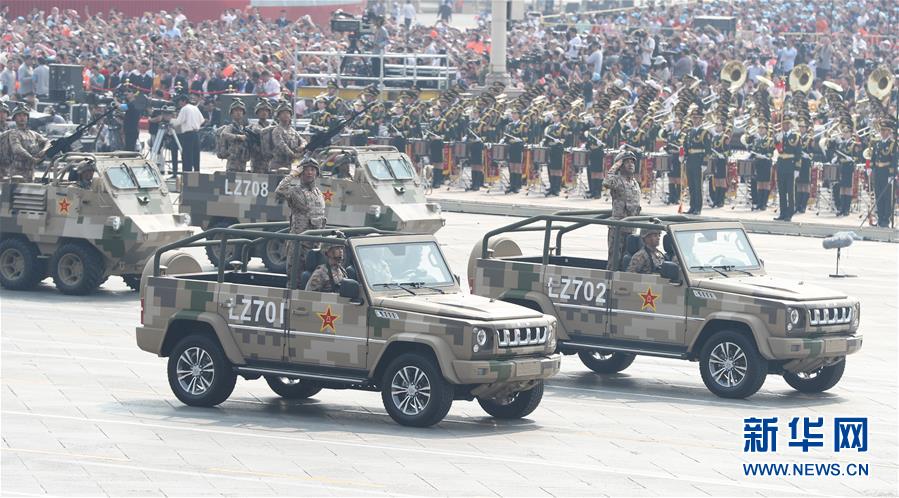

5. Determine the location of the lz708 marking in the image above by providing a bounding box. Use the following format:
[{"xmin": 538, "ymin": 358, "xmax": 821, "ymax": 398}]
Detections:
[
  {"xmin": 547, "ymin": 276, "xmax": 607, "ymax": 306},
  {"xmin": 223, "ymin": 178, "xmax": 269, "ymax": 197},
  {"xmin": 228, "ymin": 296, "xmax": 287, "ymax": 327}
]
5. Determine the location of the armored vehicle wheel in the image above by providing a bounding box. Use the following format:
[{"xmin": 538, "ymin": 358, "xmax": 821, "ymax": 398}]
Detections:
[
  {"xmin": 578, "ymin": 350, "xmax": 636, "ymax": 373},
  {"xmin": 381, "ymin": 353, "xmax": 453, "ymax": 427},
  {"xmin": 264, "ymin": 376, "xmax": 323, "ymax": 399},
  {"xmin": 205, "ymin": 220, "xmax": 237, "ymax": 267},
  {"xmin": 167, "ymin": 334, "xmax": 236, "ymax": 407},
  {"xmin": 478, "ymin": 381, "xmax": 544, "ymax": 419},
  {"xmin": 0, "ymin": 238, "xmax": 42, "ymax": 290},
  {"xmin": 783, "ymin": 358, "xmax": 845, "ymax": 393},
  {"xmin": 122, "ymin": 275, "xmax": 141, "ymax": 291},
  {"xmin": 699, "ymin": 331, "xmax": 768, "ymax": 399},
  {"xmin": 260, "ymin": 239, "xmax": 288, "ymax": 273},
  {"xmin": 50, "ymin": 242, "xmax": 106, "ymax": 295}
]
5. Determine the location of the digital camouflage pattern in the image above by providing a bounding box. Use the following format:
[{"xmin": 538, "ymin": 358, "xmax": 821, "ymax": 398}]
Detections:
[
  {"xmin": 137, "ymin": 231, "xmax": 560, "ymax": 397},
  {"xmin": 0, "ymin": 153, "xmax": 193, "ymax": 277},
  {"xmin": 305, "ymin": 262, "xmax": 347, "ymax": 292},
  {"xmin": 6, "ymin": 127, "xmax": 50, "ymax": 180},
  {"xmin": 270, "ymin": 123, "xmax": 305, "ymax": 169},
  {"xmin": 471, "ymin": 219, "xmax": 861, "ymax": 375},
  {"xmin": 217, "ymin": 122, "xmax": 252, "ymax": 171},
  {"xmin": 179, "ymin": 146, "xmax": 444, "ymax": 234}
]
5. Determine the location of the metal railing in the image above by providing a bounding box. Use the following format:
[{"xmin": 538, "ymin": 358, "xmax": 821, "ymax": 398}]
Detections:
[{"xmin": 295, "ymin": 50, "xmax": 456, "ymax": 90}]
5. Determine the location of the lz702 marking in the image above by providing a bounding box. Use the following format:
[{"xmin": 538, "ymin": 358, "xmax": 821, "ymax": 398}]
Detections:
[
  {"xmin": 547, "ymin": 276, "xmax": 607, "ymax": 306},
  {"xmin": 223, "ymin": 178, "xmax": 269, "ymax": 197}
]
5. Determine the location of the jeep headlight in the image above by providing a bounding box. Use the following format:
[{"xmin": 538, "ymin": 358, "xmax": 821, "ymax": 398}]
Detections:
[
  {"xmin": 106, "ymin": 215, "xmax": 122, "ymax": 232},
  {"xmin": 786, "ymin": 307, "xmax": 800, "ymax": 331},
  {"xmin": 547, "ymin": 320, "xmax": 557, "ymax": 349},
  {"xmin": 472, "ymin": 327, "xmax": 489, "ymax": 352},
  {"xmin": 852, "ymin": 303, "xmax": 860, "ymax": 329}
]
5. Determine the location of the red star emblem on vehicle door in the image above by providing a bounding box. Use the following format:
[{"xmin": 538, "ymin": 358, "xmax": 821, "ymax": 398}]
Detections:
[
  {"xmin": 57, "ymin": 197, "xmax": 71, "ymax": 215},
  {"xmin": 639, "ymin": 286, "xmax": 659, "ymax": 312},
  {"xmin": 317, "ymin": 305, "xmax": 340, "ymax": 333},
  {"xmin": 322, "ymin": 190, "xmax": 334, "ymax": 202}
]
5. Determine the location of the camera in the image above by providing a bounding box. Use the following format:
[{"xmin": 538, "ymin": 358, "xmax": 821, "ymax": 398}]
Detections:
[{"xmin": 330, "ymin": 10, "xmax": 374, "ymax": 35}]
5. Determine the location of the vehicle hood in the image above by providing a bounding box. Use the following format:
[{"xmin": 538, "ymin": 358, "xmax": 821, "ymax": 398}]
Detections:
[
  {"xmin": 697, "ymin": 276, "xmax": 848, "ymax": 301},
  {"xmin": 375, "ymin": 293, "xmax": 544, "ymax": 321}
]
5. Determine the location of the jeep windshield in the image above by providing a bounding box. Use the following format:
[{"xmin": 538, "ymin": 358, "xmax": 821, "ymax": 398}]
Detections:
[
  {"xmin": 105, "ymin": 163, "xmax": 161, "ymax": 190},
  {"xmin": 675, "ymin": 228, "xmax": 761, "ymax": 273},
  {"xmin": 357, "ymin": 241, "xmax": 454, "ymax": 291},
  {"xmin": 366, "ymin": 156, "xmax": 415, "ymax": 181}
]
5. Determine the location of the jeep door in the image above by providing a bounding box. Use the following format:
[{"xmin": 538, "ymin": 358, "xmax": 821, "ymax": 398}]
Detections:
[
  {"xmin": 607, "ymin": 268, "xmax": 687, "ymax": 355},
  {"xmin": 285, "ymin": 289, "xmax": 369, "ymax": 371},
  {"xmin": 218, "ymin": 279, "xmax": 289, "ymax": 362},
  {"xmin": 542, "ymin": 263, "xmax": 612, "ymax": 342}
]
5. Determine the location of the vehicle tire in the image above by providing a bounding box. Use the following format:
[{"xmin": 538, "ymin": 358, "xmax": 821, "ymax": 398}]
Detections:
[
  {"xmin": 205, "ymin": 220, "xmax": 238, "ymax": 268},
  {"xmin": 50, "ymin": 242, "xmax": 106, "ymax": 295},
  {"xmin": 264, "ymin": 375, "xmax": 323, "ymax": 399},
  {"xmin": 783, "ymin": 358, "xmax": 846, "ymax": 393},
  {"xmin": 478, "ymin": 381, "xmax": 544, "ymax": 419},
  {"xmin": 381, "ymin": 353, "xmax": 453, "ymax": 427},
  {"xmin": 699, "ymin": 331, "xmax": 768, "ymax": 399},
  {"xmin": 122, "ymin": 274, "xmax": 141, "ymax": 291},
  {"xmin": 578, "ymin": 350, "xmax": 636, "ymax": 373},
  {"xmin": 259, "ymin": 238, "xmax": 288, "ymax": 273},
  {"xmin": 167, "ymin": 334, "xmax": 236, "ymax": 407},
  {"xmin": 0, "ymin": 238, "xmax": 42, "ymax": 290}
]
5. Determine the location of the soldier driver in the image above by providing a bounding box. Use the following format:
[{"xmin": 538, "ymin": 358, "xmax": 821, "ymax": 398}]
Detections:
[
  {"xmin": 305, "ymin": 242, "xmax": 348, "ymax": 293},
  {"xmin": 627, "ymin": 228, "xmax": 665, "ymax": 274},
  {"xmin": 276, "ymin": 157, "xmax": 326, "ymax": 284},
  {"xmin": 605, "ymin": 150, "xmax": 642, "ymax": 264}
]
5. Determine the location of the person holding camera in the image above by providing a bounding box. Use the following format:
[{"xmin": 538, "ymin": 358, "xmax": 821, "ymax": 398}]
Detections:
[{"xmin": 171, "ymin": 94, "xmax": 204, "ymax": 173}]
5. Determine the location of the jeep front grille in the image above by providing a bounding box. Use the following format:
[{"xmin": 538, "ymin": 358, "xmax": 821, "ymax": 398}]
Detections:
[
  {"xmin": 497, "ymin": 326, "xmax": 547, "ymax": 347},
  {"xmin": 808, "ymin": 307, "xmax": 853, "ymax": 326}
]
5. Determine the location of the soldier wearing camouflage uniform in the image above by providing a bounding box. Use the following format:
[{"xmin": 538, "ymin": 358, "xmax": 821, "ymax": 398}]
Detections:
[
  {"xmin": 270, "ymin": 101, "xmax": 305, "ymax": 170},
  {"xmin": 626, "ymin": 228, "xmax": 664, "ymax": 274},
  {"xmin": 7, "ymin": 104, "xmax": 49, "ymax": 181},
  {"xmin": 249, "ymin": 100, "xmax": 274, "ymax": 173},
  {"xmin": 0, "ymin": 102, "xmax": 11, "ymax": 178},
  {"xmin": 305, "ymin": 241, "xmax": 348, "ymax": 292},
  {"xmin": 605, "ymin": 150, "xmax": 642, "ymax": 264},
  {"xmin": 217, "ymin": 99, "xmax": 251, "ymax": 172},
  {"xmin": 276, "ymin": 157, "xmax": 326, "ymax": 281}
]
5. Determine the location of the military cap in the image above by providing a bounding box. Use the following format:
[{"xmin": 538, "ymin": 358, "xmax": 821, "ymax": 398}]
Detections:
[
  {"xmin": 254, "ymin": 99, "xmax": 273, "ymax": 114},
  {"xmin": 640, "ymin": 227, "xmax": 662, "ymax": 239},
  {"xmin": 11, "ymin": 103, "xmax": 29, "ymax": 118},
  {"xmin": 275, "ymin": 101, "xmax": 293, "ymax": 115},
  {"xmin": 229, "ymin": 99, "xmax": 246, "ymax": 113},
  {"xmin": 327, "ymin": 80, "xmax": 339, "ymax": 89}
]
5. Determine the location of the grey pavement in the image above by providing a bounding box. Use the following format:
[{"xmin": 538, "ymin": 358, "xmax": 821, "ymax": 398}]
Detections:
[{"xmin": 2, "ymin": 211, "xmax": 897, "ymax": 496}]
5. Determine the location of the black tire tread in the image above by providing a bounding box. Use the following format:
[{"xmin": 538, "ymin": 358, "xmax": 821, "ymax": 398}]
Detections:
[
  {"xmin": 380, "ymin": 353, "xmax": 453, "ymax": 427},
  {"xmin": 699, "ymin": 330, "xmax": 768, "ymax": 399},
  {"xmin": 264, "ymin": 375, "xmax": 323, "ymax": 399},
  {"xmin": 0, "ymin": 238, "xmax": 42, "ymax": 290},
  {"xmin": 577, "ymin": 350, "xmax": 636, "ymax": 374},
  {"xmin": 50, "ymin": 242, "xmax": 106, "ymax": 295},
  {"xmin": 478, "ymin": 381, "xmax": 544, "ymax": 419},
  {"xmin": 783, "ymin": 358, "xmax": 846, "ymax": 393},
  {"xmin": 167, "ymin": 334, "xmax": 236, "ymax": 407}
]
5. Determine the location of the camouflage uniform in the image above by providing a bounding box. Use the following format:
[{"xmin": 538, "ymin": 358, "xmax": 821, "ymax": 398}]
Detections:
[
  {"xmin": 627, "ymin": 246, "xmax": 664, "ymax": 274},
  {"xmin": 305, "ymin": 261, "xmax": 348, "ymax": 292},
  {"xmin": 605, "ymin": 168, "xmax": 642, "ymax": 263},
  {"xmin": 270, "ymin": 123, "xmax": 305, "ymax": 170},
  {"xmin": 218, "ymin": 122, "xmax": 251, "ymax": 171},
  {"xmin": 275, "ymin": 171, "xmax": 326, "ymax": 278},
  {"xmin": 8, "ymin": 126, "xmax": 49, "ymax": 181},
  {"xmin": 250, "ymin": 101, "xmax": 274, "ymax": 173}
]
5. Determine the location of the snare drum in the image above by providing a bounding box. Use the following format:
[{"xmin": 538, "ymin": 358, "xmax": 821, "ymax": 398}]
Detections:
[
  {"xmin": 822, "ymin": 164, "xmax": 838, "ymax": 182},
  {"xmin": 528, "ymin": 145, "xmax": 549, "ymax": 164},
  {"xmin": 451, "ymin": 141, "xmax": 468, "ymax": 159},
  {"xmin": 569, "ymin": 147, "xmax": 588, "ymax": 168},
  {"xmin": 649, "ymin": 152, "xmax": 670, "ymax": 172},
  {"xmin": 490, "ymin": 143, "xmax": 508, "ymax": 161},
  {"xmin": 736, "ymin": 159, "xmax": 753, "ymax": 176},
  {"xmin": 408, "ymin": 138, "xmax": 428, "ymax": 156},
  {"xmin": 368, "ymin": 136, "xmax": 392, "ymax": 146}
]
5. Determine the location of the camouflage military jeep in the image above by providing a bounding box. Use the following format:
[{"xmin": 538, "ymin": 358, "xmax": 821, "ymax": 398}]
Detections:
[
  {"xmin": 469, "ymin": 210, "xmax": 862, "ymax": 398},
  {"xmin": 137, "ymin": 225, "xmax": 560, "ymax": 427},
  {"xmin": 0, "ymin": 152, "xmax": 194, "ymax": 295},
  {"xmin": 179, "ymin": 145, "xmax": 444, "ymax": 272}
]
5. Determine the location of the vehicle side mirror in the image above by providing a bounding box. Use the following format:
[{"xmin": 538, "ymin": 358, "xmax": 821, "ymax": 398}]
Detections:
[
  {"xmin": 759, "ymin": 259, "xmax": 764, "ymax": 267},
  {"xmin": 453, "ymin": 273, "xmax": 460, "ymax": 285},
  {"xmin": 660, "ymin": 261, "xmax": 682, "ymax": 283},
  {"xmin": 339, "ymin": 278, "xmax": 362, "ymax": 303}
]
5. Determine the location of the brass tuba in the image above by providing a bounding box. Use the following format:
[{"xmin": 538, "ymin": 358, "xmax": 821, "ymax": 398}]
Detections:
[
  {"xmin": 866, "ymin": 65, "xmax": 894, "ymax": 100},
  {"xmin": 789, "ymin": 64, "xmax": 814, "ymax": 93},
  {"xmin": 720, "ymin": 60, "xmax": 747, "ymax": 91}
]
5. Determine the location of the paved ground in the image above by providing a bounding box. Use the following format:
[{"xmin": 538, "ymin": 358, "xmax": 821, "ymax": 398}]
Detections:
[{"xmin": 2, "ymin": 211, "xmax": 896, "ymax": 496}]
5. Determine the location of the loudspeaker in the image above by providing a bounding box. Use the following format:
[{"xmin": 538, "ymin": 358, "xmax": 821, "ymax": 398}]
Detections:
[
  {"xmin": 216, "ymin": 93, "xmax": 260, "ymax": 124},
  {"xmin": 49, "ymin": 64, "xmax": 85, "ymax": 102}
]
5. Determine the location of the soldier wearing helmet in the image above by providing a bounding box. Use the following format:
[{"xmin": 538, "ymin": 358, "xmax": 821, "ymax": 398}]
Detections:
[
  {"xmin": 276, "ymin": 157, "xmax": 326, "ymax": 283},
  {"xmin": 269, "ymin": 101, "xmax": 306, "ymax": 170},
  {"xmin": 249, "ymin": 99, "xmax": 274, "ymax": 173},
  {"xmin": 305, "ymin": 239, "xmax": 348, "ymax": 293},
  {"xmin": 217, "ymin": 99, "xmax": 251, "ymax": 172},
  {"xmin": 7, "ymin": 104, "xmax": 49, "ymax": 181},
  {"xmin": 627, "ymin": 227, "xmax": 665, "ymax": 274},
  {"xmin": 605, "ymin": 150, "xmax": 642, "ymax": 263}
]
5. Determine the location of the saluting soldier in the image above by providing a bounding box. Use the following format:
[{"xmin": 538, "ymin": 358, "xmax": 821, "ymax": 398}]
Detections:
[
  {"xmin": 774, "ymin": 117, "xmax": 800, "ymax": 221},
  {"xmin": 870, "ymin": 121, "xmax": 897, "ymax": 227},
  {"xmin": 217, "ymin": 99, "xmax": 252, "ymax": 172},
  {"xmin": 605, "ymin": 150, "xmax": 642, "ymax": 264},
  {"xmin": 682, "ymin": 110, "xmax": 710, "ymax": 215},
  {"xmin": 7, "ymin": 104, "xmax": 49, "ymax": 181},
  {"xmin": 305, "ymin": 241, "xmax": 348, "ymax": 293},
  {"xmin": 275, "ymin": 158, "xmax": 326, "ymax": 283},
  {"xmin": 249, "ymin": 100, "xmax": 274, "ymax": 173},
  {"xmin": 270, "ymin": 101, "xmax": 306, "ymax": 170}
]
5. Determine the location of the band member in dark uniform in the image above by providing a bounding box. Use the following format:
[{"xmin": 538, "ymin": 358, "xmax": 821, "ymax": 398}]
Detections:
[
  {"xmin": 466, "ymin": 107, "xmax": 486, "ymax": 191},
  {"xmin": 682, "ymin": 110, "xmax": 710, "ymax": 214},
  {"xmin": 751, "ymin": 123, "xmax": 774, "ymax": 211},
  {"xmin": 870, "ymin": 121, "xmax": 897, "ymax": 227},
  {"xmin": 543, "ymin": 110, "xmax": 567, "ymax": 197},
  {"xmin": 427, "ymin": 105, "xmax": 448, "ymax": 188},
  {"xmin": 829, "ymin": 127, "xmax": 862, "ymax": 217},
  {"xmin": 503, "ymin": 107, "xmax": 527, "ymax": 194},
  {"xmin": 795, "ymin": 121, "xmax": 814, "ymax": 213},
  {"xmin": 585, "ymin": 109, "xmax": 613, "ymax": 199},
  {"xmin": 664, "ymin": 120, "xmax": 683, "ymax": 205},
  {"xmin": 774, "ymin": 117, "xmax": 800, "ymax": 221},
  {"xmin": 389, "ymin": 104, "xmax": 410, "ymax": 155},
  {"xmin": 709, "ymin": 120, "xmax": 731, "ymax": 208}
]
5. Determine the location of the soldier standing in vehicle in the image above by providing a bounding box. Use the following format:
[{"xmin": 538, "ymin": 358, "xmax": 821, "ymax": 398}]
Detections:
[
  {"xmin": 270, "ymin": 101, "xmax": 305, "ymax": 171},
  {"xmin": 8, "ymin": 104, "xmax": 49, "ymax": 181},
  {"xmin": 305, "ymin": 242, "xmax": 348, "ymax": 293},
  {"xmin": 276, "ymin": 157, "xmax": 326, "ymax": 283},
  {"xmin": 217, "ymin": 99, "xmax": 251, "ymax": 172},
  {"xmin": 627, "ymin": 228, "xmax": 664, "ymax": 274},
  {"xmin": 605, "ymin": 150, "xmax": 641, "ymax": 264},
  {"xmin": 0, "ymin": 102, "xmax": 11, "ymax": 178},
  {"xmin": 249, "ymin": 100, "xmax": 274, "ymax": 173}
]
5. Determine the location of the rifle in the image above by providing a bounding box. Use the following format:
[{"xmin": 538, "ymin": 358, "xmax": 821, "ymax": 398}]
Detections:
[
  {"xmin": 241, "ymin": 125, "xmax": 261, "ymax": 148},
  {"xmin": 303, "ymin": 101, "xmax": 376, "ymax": 154},
  {"xmin": 40, "ymin": 103, "xmax": 119, "ymax": 181}
]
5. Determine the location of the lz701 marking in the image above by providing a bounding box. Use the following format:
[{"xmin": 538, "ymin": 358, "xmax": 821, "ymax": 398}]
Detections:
[
  {"xmin": 228, "ymin": 296, "xmax": 287, "ymax": 327},
  {"xmin": 223, "ymin": 178, "xmax": 269, "ymax": 197},
  {"xmin": 547, "ymin": 276, "xmax": 607, "ymax": 306}
]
